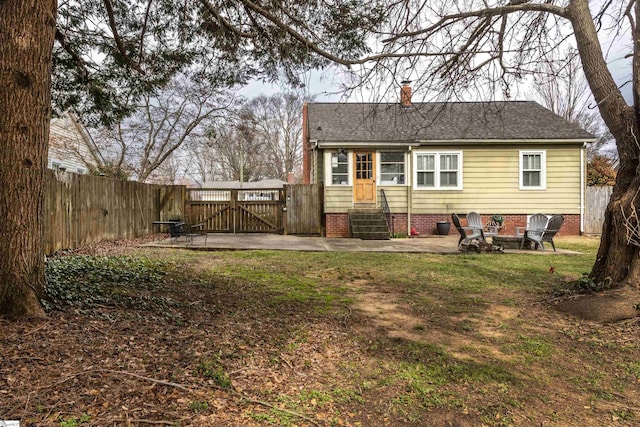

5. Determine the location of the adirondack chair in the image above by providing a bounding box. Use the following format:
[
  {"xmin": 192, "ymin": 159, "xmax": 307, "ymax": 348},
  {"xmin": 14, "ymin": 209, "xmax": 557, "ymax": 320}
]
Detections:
[
  {"xmin": 467, "ymin": 212, "xmax": 500, "ymax": 238},
  {"xmin": 452, "ymin": 213, "xmax": 485, "ymax": 247},
  {"xmin": 521, "ymin": 214, "xmax": 564, "ymax": 251}
]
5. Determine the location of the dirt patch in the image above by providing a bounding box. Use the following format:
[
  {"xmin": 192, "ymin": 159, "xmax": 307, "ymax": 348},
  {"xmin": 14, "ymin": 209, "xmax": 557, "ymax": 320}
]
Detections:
[
  {"xmin": 348, "ymin": 285, "xmax": 521, "ymax": 363},
  {"xmin": 555, "ymin": 287, "xmax": 640, "ymax": 323},
  {"xmin": 350, "ymin": 290, "xmax": 425, "ymax": 342}
]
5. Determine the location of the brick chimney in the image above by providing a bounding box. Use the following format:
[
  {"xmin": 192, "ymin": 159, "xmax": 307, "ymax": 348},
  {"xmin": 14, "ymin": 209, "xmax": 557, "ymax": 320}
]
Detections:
[{"xmin": 400, "ymin": 80, "xmax": 412, "ymax": 108}]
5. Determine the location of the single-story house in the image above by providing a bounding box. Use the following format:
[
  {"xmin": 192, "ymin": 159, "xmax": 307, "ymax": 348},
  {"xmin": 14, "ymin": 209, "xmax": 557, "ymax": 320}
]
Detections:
[{"xmin": 302, "ymin": 84, "xmax": 596, "ymax": 237}]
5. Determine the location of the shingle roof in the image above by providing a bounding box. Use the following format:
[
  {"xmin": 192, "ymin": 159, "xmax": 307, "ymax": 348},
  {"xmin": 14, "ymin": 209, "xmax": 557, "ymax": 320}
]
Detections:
[{"xmin": 307, "ymin": 101, "xmax": 595, "ymax": 143}]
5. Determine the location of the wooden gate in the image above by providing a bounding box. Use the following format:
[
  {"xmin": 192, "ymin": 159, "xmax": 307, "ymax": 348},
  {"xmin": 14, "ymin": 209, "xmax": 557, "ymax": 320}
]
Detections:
[
  {"xmin": 585, "ymin": 185, "xmax": 613, "ymax": 234},
  {"xmin": 285, "ymin": 184, "xmax": 323, "ymax": 235},
  {"xmin": 186, "ymin": 188, "xmax": 284, "ymax": 233}
]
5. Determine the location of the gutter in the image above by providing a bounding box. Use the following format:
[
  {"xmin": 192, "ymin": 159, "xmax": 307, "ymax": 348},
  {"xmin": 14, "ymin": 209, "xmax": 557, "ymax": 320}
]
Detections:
[
  {"xmin": 318, "ymin": 141, "xmax": 414, "ymax": 148},
  {"xmin": 318, "ymin": 138, "xmax": 597, "ymax": 149},
  {"xmin": 416, "ymin": 138, "xmax": 597, "ymax": 145}
]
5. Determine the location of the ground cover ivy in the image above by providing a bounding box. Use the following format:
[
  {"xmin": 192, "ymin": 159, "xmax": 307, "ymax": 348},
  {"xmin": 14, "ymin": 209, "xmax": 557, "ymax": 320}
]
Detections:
[{"xmin": 43, "ymin": 255, "xmax": 172, "ymax": 312}]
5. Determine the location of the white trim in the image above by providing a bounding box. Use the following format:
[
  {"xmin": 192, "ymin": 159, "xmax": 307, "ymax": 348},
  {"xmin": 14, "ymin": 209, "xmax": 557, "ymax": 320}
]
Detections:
[
  {"xmin": 377, "ymin": 151, "xmax": 407, "ymax": 186},
  {"xmin": 412, "ymin": 150, "xmax": 463, "ymax": 190},
  {"xmin": 325, "ymin": 150, "xmax": 351, "ymax": 186},
  {"xmin": 519, "ymin": 150, "xmax": 546, "ymax": 190},
  {"xmin": 407, "ymin": 146, "xmax": 413, "ymax": 235},
  {"xmin": 580, "ymin": 143, "xmax": 586, "ymax": 233},
  {"xmin": 49, "ymin": 159, "xmax": 63, "ymax": 170}
]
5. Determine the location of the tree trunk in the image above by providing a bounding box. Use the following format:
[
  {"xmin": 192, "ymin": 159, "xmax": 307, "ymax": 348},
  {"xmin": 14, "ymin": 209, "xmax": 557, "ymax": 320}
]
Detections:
[
  {"xmin": 0, "ymin": 1, "xmax": 57, "ymax": 319},
  {"xmin": 591, "ymin": 177, "xmax": 640, "ymax": 286},
  {"xmin": 567, "ymin": 0, "xmax": 640, "ymax": 287}
]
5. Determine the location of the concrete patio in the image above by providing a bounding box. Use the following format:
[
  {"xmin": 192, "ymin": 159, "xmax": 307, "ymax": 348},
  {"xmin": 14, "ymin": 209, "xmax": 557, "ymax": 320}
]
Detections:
[{"xmin": 143, "ymin": 233, "xmax": 581, "ymax": 255}]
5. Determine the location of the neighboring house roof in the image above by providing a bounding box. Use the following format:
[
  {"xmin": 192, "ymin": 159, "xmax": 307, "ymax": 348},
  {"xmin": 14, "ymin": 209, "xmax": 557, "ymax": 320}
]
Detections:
[
  {"xmin": 307, "ymin": 101, "xmax": 596, "ymax": 145},
  {"xmin": 202, "ymin": 179, "xmax": 288, "ymax": 189}
]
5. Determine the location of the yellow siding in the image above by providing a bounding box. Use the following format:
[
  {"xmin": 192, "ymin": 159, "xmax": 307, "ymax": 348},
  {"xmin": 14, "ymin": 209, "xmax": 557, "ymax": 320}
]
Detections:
[
  {"xmin": 325, "ymin": 185, "xmax": 409, "ymax": 211},
  {"xmin": 411, "ymin": 147, "xmax": 581, "ymax": 214},
  {"xmin": 379, "ymin": 186, "xmax": 408, "ymax": 211},
  {"xmin": 325, "ymin": 186, "xmax": 353, "ymax": 212},
  {"xmin": 323, "ymin": 145, "xmax": 583, "ymax": 214}
]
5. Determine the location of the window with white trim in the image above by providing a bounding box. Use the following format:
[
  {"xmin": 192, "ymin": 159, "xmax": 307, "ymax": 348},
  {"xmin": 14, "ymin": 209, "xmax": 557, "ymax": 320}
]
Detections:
[
  {"xmin": 414, "ymin": 151, "xmax": 462, "ymax": 190},
  {"xmin": 330, "ymin": 151, "xmax": 349, "ymax": 185},
  {"xmin": 520, "ymin": 150, "xmax": 546, "ymax": 189},
  {"xmin": 379, "ymin": 152, "xmax": 405, "ymax": 184}
]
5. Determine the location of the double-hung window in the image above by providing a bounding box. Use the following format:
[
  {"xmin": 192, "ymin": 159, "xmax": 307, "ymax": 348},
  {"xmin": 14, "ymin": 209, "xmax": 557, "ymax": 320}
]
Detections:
[
  {"xmin": 379, "ymin": 152, "xmax": 405, "ymax": 184},
  {"xmin": 520, "ymin": 150, "xmax": 546, "ymax": 190},
  {"xmin": 414, "ymin": 151, "xmax": 462, "ymax": 190},
  {"xmin": 439, "ymin": 154, "xmax": 459, "ymax": 187},
  {"xmin": 330, "ymin": 151, "xmax": 349, "ymax": 185}
]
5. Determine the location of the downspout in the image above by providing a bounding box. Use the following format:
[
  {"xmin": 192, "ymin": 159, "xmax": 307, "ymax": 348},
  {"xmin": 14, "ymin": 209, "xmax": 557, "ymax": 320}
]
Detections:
[
  {"xmin": 407, "ymin": 145, "xmax": 413, "ymax": 235},
  {"xmin": 580, "ymin": 142, "xmax": 586, "ymax": 234}
]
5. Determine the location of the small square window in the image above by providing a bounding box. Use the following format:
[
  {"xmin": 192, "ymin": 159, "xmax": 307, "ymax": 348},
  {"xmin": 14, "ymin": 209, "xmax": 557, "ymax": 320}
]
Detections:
[{"xmin": 380, "ymin": 152, "xmax": 405, "ymax": 184}]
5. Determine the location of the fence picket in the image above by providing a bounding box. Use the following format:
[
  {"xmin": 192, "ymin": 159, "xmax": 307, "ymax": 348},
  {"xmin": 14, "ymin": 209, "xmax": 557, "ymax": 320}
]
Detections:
[
  {"xmin": 585, "ymin": 186, "xmax": 613, "ymax": 235},
  {"xmin": 44, "ymin": 170, "xmax": 185, "ymax": 255}
]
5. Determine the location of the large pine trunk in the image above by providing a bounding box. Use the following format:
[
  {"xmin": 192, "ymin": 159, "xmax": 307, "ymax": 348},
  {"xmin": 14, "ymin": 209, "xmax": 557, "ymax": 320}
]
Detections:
[{"xmin": 0, "ymin": 1, "xmax": 57, "ymax": 319}]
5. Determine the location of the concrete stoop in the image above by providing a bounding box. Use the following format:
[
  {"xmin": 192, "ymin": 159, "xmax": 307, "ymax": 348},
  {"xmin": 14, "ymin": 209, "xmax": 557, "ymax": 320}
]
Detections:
[{"xmin": 349, "ymin": 209, "xmax": 390, "ymax": 240}]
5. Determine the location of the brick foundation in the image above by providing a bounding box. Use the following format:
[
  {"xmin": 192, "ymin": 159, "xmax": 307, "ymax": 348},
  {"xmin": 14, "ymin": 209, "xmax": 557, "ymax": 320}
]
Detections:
[
  {"xmin": 324, "ymin": 213, "xmax": 582, "ymax": 237},
  {"xmin": 325, "ymin": 213, "xmax": 350, "ymax": 237}
]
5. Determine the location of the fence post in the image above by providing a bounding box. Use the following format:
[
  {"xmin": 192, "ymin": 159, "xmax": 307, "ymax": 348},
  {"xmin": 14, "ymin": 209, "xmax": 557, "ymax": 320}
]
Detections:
[{"xmin": 231, "ymin": 190, "xmax": 238, "ymax": 234}]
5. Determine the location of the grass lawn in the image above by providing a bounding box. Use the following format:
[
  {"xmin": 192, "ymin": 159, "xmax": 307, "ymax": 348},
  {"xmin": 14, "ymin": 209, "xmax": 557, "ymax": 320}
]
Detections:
[{"xmin": 1, "ymin": 236, "xmax": 639, "ymax": 426}]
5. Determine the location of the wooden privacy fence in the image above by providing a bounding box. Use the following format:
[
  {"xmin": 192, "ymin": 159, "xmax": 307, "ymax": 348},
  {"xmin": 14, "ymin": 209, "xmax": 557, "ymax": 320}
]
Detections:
[
  {"xmin": 185, "ymin": 184, "xmax": 323, "ymax": 235},
  {"xmin": 45, "ymin": 176, "xmax": 322, "ymax": 255},
  {"xmin": 186, "ymin": 188, "xmax": 285, "ymax": 233},
  {"xmin": 285, "ymin": 184, "xmax": 323, "ymax": 235},
  {"xmin": 44, "ymin": 170, "xmax": 185, "ymax": 254},
  {"xmin": 584, "ymin": 185, "xmax": 613, "ymax": 234}
]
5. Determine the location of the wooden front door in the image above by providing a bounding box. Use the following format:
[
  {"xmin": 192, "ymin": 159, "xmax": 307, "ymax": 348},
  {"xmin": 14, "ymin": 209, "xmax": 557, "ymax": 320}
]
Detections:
[{"xmin": 353, "ymin": 152, "xmax": 376, "ymax": 204}]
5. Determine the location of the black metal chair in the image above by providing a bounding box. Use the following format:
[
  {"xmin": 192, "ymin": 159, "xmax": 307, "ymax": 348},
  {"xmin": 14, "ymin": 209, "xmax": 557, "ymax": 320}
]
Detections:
[
  {"xmin": 183, "ymin": 221, "xmax": 208, "ymax": 246},
  {"xmin": 170, "ymin": 221, "xmax": 207, "ymax": 245},
  {"xmin": 168, "ymin": 221, "xmax": 185, "ymax": 243}
]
